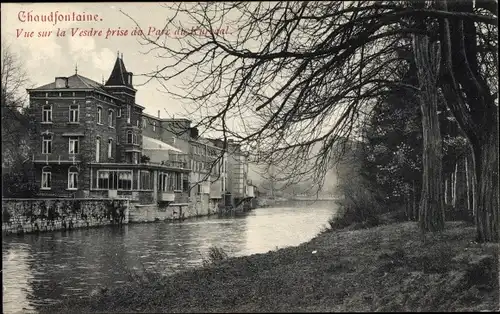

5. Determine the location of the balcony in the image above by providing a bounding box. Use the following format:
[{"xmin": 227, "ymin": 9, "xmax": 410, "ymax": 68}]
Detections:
[
  {"xmin": 141, "ymin": 153, "xmax": 190, "ymax": 171},
  {"xmin": 159, "ymin": 191, "xmax": 175, "ymax": 202},
  {"xmin": 174, "ymin": 192, "xmax": 189, "ymax": 204},
  {"xmin": 32, "ymin": 153, "xmax": 83, "ymax": 164}
]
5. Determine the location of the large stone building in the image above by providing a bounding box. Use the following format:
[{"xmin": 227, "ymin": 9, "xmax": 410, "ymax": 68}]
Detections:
[{"xmin": 25, "ymin": 54, "xmax": 246, "ymax": 213}]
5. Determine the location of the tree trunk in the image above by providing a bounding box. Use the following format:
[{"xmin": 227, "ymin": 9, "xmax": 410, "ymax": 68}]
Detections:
[
  {"xmin": 465, "ymin": 146, "xmax": 477, "ymax": 217},
  {"xmin": 410, "ymin": 180, "xmax": 417, "ymax": 221},
  {"xmin": 438, "ymin": 0, "xmax": 499, "ymax": 242},
  {"xmin": 444, "ymin": 177, "xmax": 449, "ymax": 205},
  {"xmin": 452, "ymin": 163, "xmax": 457, "ymax": 208},
  {"xmin": 474, "ymin": 110, "xmax": 499, "ymax": 242},
  {"xmin": 465, "ymin": 156, "xmax": 470, "ymax": 212},
  {"xmin": 412, "ymin": 34, "xmax": 446, "ymax": 232},
  {"xmin": 455, "ymin": 156, "xmax": 468, "ymax": 212}
]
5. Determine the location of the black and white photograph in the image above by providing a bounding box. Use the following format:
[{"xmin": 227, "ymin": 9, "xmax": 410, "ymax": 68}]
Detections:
[{"xmin": 1, "ymin": 1, "xmax": 499, "ymax": 312}]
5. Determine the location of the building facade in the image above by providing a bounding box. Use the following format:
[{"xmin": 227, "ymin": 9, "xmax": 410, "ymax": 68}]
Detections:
[
  {"xmin": 27, "ymin": 54, "xmax": 188, "ymax": 205},
  {"xmin": 209, "ymin": 139, "xmax": 253, "ymax": 208},
  {"xmin": 25, "ymin": 54, "xmax": 244, "ymax": 212}
]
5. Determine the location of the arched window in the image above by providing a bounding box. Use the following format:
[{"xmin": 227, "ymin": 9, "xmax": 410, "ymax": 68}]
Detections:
[
  {"xmin": 41, "ymin": 166, "xmax": 52, "ymax": 190},
  {"xmin": 108, "ymin": 109, "xmax": 115, "ymax": 128},
  {"xmin": 96, "ymin": 137, "xmax": 101, "ymax": 162},
  {"xmin": 68, "ymin": 166, "xmax": 79, "ymax": 190},
  {"xmin": 97, "ymin": 106, "xmax": 103, "ymax": 124},
  {"xmin": 108, "ymin": 138, "xmax": 113, "ymax": 159}
]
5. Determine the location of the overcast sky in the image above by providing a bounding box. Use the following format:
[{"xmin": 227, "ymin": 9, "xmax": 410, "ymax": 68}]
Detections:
[{"xmin": 1, "ymin": 2, "xmax": 209, "ymax": 119}]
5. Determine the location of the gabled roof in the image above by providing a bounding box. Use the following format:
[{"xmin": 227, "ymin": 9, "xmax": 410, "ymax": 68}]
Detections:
[
  {"xmin": 31, "ymin": 74, "xmax": 108, "ymax": 92},
  {"xmin": 105, "ymin": 56, "xmax": 132, "ymax": 87}
]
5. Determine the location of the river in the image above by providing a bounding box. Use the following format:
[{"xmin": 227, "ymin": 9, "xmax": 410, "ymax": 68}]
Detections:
[{"xmin": 2, "ymin": 202, "xmax": 337, "ymax": 313}]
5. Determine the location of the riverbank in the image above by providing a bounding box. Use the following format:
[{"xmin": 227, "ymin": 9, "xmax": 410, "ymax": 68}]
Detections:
[{"xmin": 42, "ymin": 220, "xmax": 499, "ymax": 313}]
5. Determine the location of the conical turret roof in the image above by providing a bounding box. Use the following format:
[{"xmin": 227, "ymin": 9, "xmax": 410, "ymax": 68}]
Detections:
[{"xmin": 105, "ymin": 54, "xmax": 133, "ymax": 87}]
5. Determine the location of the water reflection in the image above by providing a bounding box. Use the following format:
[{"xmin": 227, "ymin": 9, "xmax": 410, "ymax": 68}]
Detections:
[
  {"xmin": 2, "ymin": 203, "xmax": 336, "ymax": 313},
  {"xmin": 3, "ymin": 244, "xmax": 34, "ymax": 313}
]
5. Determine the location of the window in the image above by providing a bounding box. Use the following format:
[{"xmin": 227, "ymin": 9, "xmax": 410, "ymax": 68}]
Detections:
[
  {"xmin": 176, "ymin": 173, "xmax": 182, "ymax": 191},
  {"xmin": 182, "ymin": 175, "xmax": 189, "ymax": 192},
  {"xmin": 158, "ymin": 172, "xmax": 181, "ymax": 191},
  {"xmin": 117, "ymin": 108, "xmax": 122, "ymax": 117},
  {"xmin": 97, "ymin": 170, "xmax": 132, "ymax": 190},
  {"xmin": 127, "ymin": 105, "xmax": 131, "ymax": 124},
  {"xmin": 96, "ymin": 137, "xmax": 100, "ymax": 162},
  {"xmin": 42, "ymin": 105, "xmax": 52, "ymax": 122},
  {"xmin": 127, "ymin": 131, "xmax": 137, "ymax": 144},
  {"xmin": 68, "ymin": 167, "xmax": 78, "ymax": 190},
  {"xmin": 108, "ymin": 139, "xmax": 113, "ymax": 159},
  {"xmin": 118, "ymin": 171, "xmax": 132, "ymax": 189},
  {"xmin": 140, "ymin": 170, "xmax": 152, "ymax": 190},
  {"xmin": 159, "ymin": 172, "xmax": 168, "ymax": 192},
  {"xmin": 97, "ymin": 107, "xmax": 102, "ymax": 124},
  {"xmin": 98, "ymin": 171, "xmax": 109, "ymax": 189},
  {"xmin": 153, "ymin": 121, "xmax": 156, "ymax": 132},
  {"xmin": 136, "ymin": 119, "xmax": 140, "ymax": 127},
  {"xmin": 42, "ymin": 134, "xmax": 52, "ymax": 154},
  {"xmin": 168, "ymin": 173, "xmax": 175, "ymax": 191},
  {"xmin": 41, "ymin": 167, "xmax": 52, "ymax": 189},
  {"xmin": 108, "ymin": 109, "xmax": 114, "ymax": 127},
  {"xmin": 69, "ymin": 104, "xmax": 79, "ymax": 122},
  {"xmin": 142, "ymin": 117, "xmax": 147, "ymax": 129},
  {"xmin": 68, "ymin": 137, "xmax": 79, "ymax": 154}
]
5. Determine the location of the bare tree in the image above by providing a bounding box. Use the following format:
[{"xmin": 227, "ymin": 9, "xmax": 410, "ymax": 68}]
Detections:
[
  {"xmin": 124, "ymin": 1, "xmax": 498, "ymax": 241},
  {"xmin": 1, "ymin": 42, "xmax": 33, "ymax": 169}
]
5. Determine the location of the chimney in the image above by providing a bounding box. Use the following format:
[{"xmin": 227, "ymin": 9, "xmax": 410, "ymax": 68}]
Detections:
[
  {"xmin": 128, "ymin": 72, "xmax": 133, "ymax": 86},
  {"xmin": 55, "ymin": 77, "xmax": 69, "ymax": 88},
  {"xmin": 158, "ymin": 110, "xmax": 160, "ymax": 118}
]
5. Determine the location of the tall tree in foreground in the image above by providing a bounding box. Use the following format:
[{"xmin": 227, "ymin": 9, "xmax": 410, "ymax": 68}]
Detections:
[
  {"xmin": 412, "ymin": 34, "xmax": 445, "ymax": 231},
  {"xmin": 126, "ymin": 1, "xmax": 498, "ymax": 241},
  {"xmin": 438, "ymin": 0, "xmax": 498, "ymax": 241}
]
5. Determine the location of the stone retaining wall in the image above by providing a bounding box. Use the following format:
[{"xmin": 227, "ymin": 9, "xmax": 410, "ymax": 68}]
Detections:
[
  {"xmin": 2, "ymin": 198, "xmax": 129, "ymax": 235},
  {"xmin": 129, "ymin": 195, "xmax": 219, "ymax": 223}
]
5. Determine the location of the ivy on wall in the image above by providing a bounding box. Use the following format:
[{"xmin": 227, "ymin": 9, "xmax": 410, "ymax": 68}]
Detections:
[{"xmin": 2, "ymin": 199, "xmax": 128, "ymax": 226}]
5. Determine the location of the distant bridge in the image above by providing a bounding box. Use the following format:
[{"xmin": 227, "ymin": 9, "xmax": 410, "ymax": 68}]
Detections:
[
  {"xmin": 289, "ymin": 196, "xmax": 340, "ymax": 201},
  {"xmin": 259, "ymin": 196, "xmax": 341, "ymax": 204}
]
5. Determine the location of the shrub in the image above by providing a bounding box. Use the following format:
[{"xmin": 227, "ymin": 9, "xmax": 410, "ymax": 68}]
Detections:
[
  {"xmin": 2, "ymin": 171, "xmax": 39, "ymax": 198},
  {"xmin": 202, "ymin": 246, "xmax": 229, "ymax": 267},
  {"xmin": 140, "ymin": 155, "xmax": 151, "ymax": 163},
  {"xmin": 328, "ymin": 173, "xmax": 384, "ymax": 230}
]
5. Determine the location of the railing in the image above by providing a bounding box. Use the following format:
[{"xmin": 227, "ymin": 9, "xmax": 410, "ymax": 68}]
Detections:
[
  {"xmin": 159, "ymin": 192, "xmax": 175, "ymax": 202},
  {"xmin": 32, "ymin": 153, "xmax": 83, "ymax": 164},
  {"xmin": 144, "ymin": 160, "xmax": 190, "ymax": 169}
]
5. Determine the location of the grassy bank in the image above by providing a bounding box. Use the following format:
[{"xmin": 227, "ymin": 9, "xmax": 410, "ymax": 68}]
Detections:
[{"xmin": 42, "ymin": 220, "xmax": 498, "ymax": 313}]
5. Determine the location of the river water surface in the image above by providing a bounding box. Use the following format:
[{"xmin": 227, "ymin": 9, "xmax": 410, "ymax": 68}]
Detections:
[{"xmin": 2, "ymin": 203, "xmax": 337, "ymax": 313}]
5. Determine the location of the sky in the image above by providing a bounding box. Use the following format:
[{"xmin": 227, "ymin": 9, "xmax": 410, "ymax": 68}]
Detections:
[
  {"xmin": 1, "ymin": 2, "xmax": 210, "ymax": 119},
  {"xmin": 0, "ymin": 2, "xmax": 347, "ymax": 192}
]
